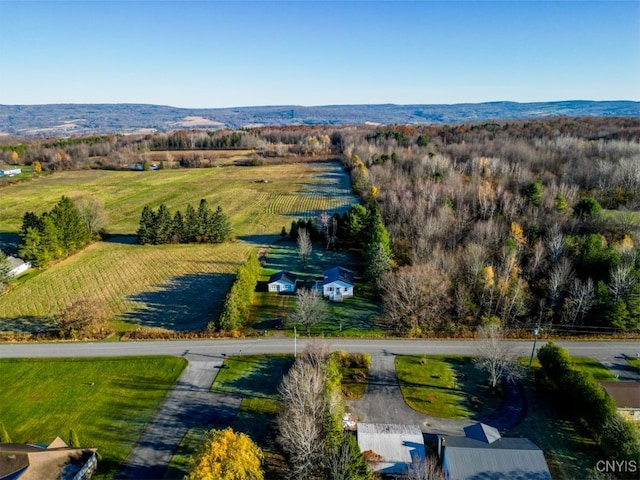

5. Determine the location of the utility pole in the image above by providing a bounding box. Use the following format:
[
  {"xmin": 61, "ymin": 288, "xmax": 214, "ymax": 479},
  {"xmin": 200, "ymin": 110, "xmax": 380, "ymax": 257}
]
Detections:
[
  {"xmin": 528, "ymin": 325, "xmax": 540, "ymax": 368},
  {"xmin": 294, "ymin": 325, "xmax": 297, "ymax": 357}
]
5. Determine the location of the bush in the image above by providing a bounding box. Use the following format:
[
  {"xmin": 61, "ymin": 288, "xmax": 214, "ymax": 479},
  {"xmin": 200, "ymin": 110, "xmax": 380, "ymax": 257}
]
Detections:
[{"xmin": 217, "ymin": 254, "xmax": 260, "ymax": 331}]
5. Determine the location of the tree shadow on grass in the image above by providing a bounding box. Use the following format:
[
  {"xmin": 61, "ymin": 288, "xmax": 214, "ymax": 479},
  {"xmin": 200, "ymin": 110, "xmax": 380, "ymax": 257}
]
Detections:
[
  {"xmin": 0, "ymin": 315, "xmax": 56, "ymax": 333},
  {"xmin": 121, "ymin": 273, "xmax": 234, "ymax": 331},
  {"xmin": 213, "ymin": 356, "xmax": 294, "ymax": 399},
  {"xmin": 0, "ymin": 232, "xmax": 20, "ymax": 254}
]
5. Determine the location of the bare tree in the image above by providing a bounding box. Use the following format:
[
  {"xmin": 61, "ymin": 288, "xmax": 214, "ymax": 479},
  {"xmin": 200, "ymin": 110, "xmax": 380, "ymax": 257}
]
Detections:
[
  {"xmin": 297, "ymin": 227, "xmax": 312, "ymax": 267},
  {"xmin": 562, "ymin": 278, "xmax": 595, "ymax": 326},
  {"xmin": 74, "ymin": 195, "xmax": 107, "ymax": 238},
  {"xmin": 404, "ymin": 455, "xmax": 445, "ymax": 480},
  {"xmin": 474, "ymin": 322, "xmax": 523, "ymax": 392},
  {"xmin": 277, "ymin": 359, "xmax": 326, "ymax": 480},
  {"xmin": 289, "ymin": 288, "xmax": 327, "ymax": 334},
  {"xmin": 380, "ymin": 261, "xmax": 450, "ymax": 334}
]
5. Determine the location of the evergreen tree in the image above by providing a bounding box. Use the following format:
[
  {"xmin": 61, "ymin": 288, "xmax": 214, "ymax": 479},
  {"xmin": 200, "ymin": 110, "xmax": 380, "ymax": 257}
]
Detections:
[
  {"xmin": 197, "ymin": 199, "xmax": 212, "ymax": 243},
  {"xmin": 171, "ymin": 210, "xmax": 185, "ymax": 243},
  {"xmin": 290, "ymin": 220, "xmax": 299, "ymax": 241},
  {"xmin": 364, "ymin": 242, "xmax": 392, "ymax": 285},
  {"xmin": 19, "ymin": 227, "xmax": 44, "ymax": 266},
  {"xmin": 0, "ymin": 252, "xmax": 10, "ymax": 289},
  {"xmin": 39, "ymin": 214, "xmax": 63, "ymax": 262},
  {"xmin": 49, "ymin": 196, "xmax": 91, "ymax": 253},
  {"xmin": 155, "ymin": 204, "xmax": 172, "ymax": 244},
  {"xmin": 184, "ymin": 203, "xmax": 198, "ymax": 243},
  {"xmin": 209, "ymin": 206, "xmax": 232, "ymax": 243},
  {"xmin": 137, "ymin": 205, "xmax": 156, "ymax": 245}
]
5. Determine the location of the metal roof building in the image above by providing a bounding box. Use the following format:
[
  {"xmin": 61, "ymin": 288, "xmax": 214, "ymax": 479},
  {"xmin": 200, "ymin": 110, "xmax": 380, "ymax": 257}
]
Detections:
[
  {"xmin": 439, "ymin": 423, "xmax": 551, "ymax": 480},
  {"xmin": 357, "ymin": 423, "xmax": 426, "ymax": 476}
]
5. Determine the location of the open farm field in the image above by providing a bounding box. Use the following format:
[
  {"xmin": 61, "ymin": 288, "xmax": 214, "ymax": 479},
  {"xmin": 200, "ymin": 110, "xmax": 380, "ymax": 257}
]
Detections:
[
  {"xmin": 145, "ymin": 149, "xmax": 256, "ymax": 167},
  {"xmin": 0, "ymin": 356, "xmax": 187, "ymax": 479},
  {"xmin": 0, "ymin": 161, "xmax": 357, "ymax": 236},
  {"xmin": 0, "ymin": 241, "xmax": 250, "ymax": 332},
  {"xmin": 0, "ymin": 161, "xmax": 358, "ymax": 333}
]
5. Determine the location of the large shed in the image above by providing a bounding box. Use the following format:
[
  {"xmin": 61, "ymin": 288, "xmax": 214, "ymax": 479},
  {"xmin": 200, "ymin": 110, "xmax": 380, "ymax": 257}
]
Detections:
[
  {"xmin": 356, "ymin": 423, "xmax": 426, "ymax": 475},
  {"xmin": 438, "ymin": 423, "xmax": 551, "ymax": 480}
]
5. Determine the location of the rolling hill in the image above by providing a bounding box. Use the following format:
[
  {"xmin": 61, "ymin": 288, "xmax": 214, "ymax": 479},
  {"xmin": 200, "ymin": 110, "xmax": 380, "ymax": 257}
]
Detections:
[{"xmin": 0, "ymin": 100, "xmax": 638, "ymax": 136}]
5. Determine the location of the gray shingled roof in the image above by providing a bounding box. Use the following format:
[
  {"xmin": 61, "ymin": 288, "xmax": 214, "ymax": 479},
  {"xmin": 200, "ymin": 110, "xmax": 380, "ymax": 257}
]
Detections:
[
  {"xmin": 443, "ymin": 436, "xmax": 551, "ymax": 480},
  {"xmin": 268, "ymin": 271, "xmax": 297, "ymax": 285}
]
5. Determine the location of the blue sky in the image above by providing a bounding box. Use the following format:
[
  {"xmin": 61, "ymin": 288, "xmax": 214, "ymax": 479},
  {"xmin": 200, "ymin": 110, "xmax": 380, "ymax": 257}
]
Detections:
[{"xmin": 0, "ymin": 1, "xmax": 638, "ymax": 107}]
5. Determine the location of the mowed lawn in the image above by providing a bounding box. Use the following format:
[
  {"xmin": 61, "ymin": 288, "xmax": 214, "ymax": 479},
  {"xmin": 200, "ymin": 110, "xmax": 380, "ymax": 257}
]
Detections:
[
  {"xmin": 164, "ymin": 355, "xmax": 294, "ymax": 480},
  {"xmin": 0, "ymin": 356, "xmax": 187, "ymax": 479},
  {"xmin": 251, "ymin": 240, "xmax": 381, "ymax": 336},
  {"xmin": 0, "ymin": 161, "xmax": 358, "ymax": 333},
  {"xmin": 395, "ymin": 355, "xmax": 501, "ymax": 419}
]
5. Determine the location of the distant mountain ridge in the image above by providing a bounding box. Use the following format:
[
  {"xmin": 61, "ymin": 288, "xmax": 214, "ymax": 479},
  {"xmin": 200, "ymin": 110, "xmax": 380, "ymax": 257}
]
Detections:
[{"xmin": 0, "ymin": 100, "xmax": 638, "ymax": 137}]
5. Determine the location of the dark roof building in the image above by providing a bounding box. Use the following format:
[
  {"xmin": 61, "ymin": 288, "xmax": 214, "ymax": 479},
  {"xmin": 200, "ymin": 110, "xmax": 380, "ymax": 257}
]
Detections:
[
  {"xmin": 322, "ymin": 266, "xmax": 355, "ymax": 286},
  {"xmin": 439, "ymin": 423, "xmax": 551, "ymax": 480},
  {"xmin": 268, "ymin": 271, "xmax": 297, "ymax": 285}
]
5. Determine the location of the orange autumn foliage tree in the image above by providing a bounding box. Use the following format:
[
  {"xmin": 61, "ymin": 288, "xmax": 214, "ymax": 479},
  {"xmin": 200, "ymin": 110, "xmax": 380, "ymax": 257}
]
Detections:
[{"xmin": 187, "ymin": 428, "xmax": 264, "ymax": 480}]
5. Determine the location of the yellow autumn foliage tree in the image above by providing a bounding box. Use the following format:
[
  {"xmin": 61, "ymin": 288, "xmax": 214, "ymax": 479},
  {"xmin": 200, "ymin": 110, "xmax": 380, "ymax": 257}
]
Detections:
[
  {"xmin": 510, "ymin": 222, "xmax": 526, "ymax": 246},
  {"xmin": 187, "ymin": 428, "xmax": 264, "ymax": 480}
]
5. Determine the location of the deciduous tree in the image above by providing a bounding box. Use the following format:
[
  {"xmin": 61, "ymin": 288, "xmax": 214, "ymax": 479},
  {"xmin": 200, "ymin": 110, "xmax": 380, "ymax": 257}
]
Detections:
[
  {"xmin": 289, "ymin": 288, "xmax": 326, "ymax": 334},
  {"xmin": 297, "ymin": 228, "xmax": 312, "ymax": 267},
  {"xmin": 187, "ymin": 428, "xmax": 264, "ymax": 480},
  {"xmin": 474, "ymin": 320, "xmax": 522, "ymax": 392}
]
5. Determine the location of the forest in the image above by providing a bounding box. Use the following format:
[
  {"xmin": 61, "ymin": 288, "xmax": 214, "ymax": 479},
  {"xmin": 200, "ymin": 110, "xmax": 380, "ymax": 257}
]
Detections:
[{"xmin": 2, "ymin": 116, "xmax": 639, "ymax": 336}]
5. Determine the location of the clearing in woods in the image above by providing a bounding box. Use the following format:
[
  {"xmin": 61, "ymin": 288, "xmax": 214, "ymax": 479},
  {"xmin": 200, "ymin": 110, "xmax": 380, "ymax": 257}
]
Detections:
[{"xmin": 0, "ymin": 161, "xmax": 358, "ymax": 333}]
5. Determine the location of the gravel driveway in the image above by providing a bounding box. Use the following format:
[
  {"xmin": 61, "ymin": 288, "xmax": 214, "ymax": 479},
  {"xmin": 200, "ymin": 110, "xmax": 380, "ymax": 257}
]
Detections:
[
  {"xmin": 117, "ymin": 353, "xmax": 241, "ymax": 479},
  {"xmin": 346, "ymin": 352, "xmax": 527, "ymax": 436}
]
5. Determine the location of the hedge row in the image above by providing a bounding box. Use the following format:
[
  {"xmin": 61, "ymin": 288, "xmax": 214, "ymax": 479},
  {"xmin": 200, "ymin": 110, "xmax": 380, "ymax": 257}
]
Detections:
[
  {"xmin": 537, "ymin": 343, "xmax": 640, "ymax": 464},
  {"xmin": 214, "ymin": 253, "xmax": 260, "ymax": 332}
]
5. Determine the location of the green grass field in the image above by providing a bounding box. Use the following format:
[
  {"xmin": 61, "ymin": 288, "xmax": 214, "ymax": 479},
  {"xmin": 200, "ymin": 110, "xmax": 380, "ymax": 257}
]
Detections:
[
  {"xmin": 570, "ymin": 357, "xmax": 617, "ymax": 381},
  {"xmin": 212, "ymin": 354, "xmax": 294, "ymax": 479},
  {"xmin": 0, "ymin": 161, "xmax": 359, "ymax": 333},
  {"xmin": 0, "ymin": 356, "xmax": 186, "ymax": 479},
  {"xmin": 0, "ymin": 161, "xmax": 357, "ymax": 236},
  {"xmin": 250, "ymin": 240, "xmax": 381, "ymax": 336},
  {"xmin": 395, "ymin": 355, "xmax": 501, "ymax": 419}
]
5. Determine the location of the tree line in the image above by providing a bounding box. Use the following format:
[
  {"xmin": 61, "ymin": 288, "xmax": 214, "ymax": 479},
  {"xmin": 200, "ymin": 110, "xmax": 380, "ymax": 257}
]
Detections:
[
  {"xmin": 337, "ymin": 121, "xmax": 640, "ymax": 336},
  {"xmin": 18, "ymin": 196, "xmax": 94, "ymax": 267},
  {"xmin": 137, "ymin": 199, "xmax": 231, "ymax": 245},
  {"xmin": 287, "ymin": 201, "xmax": 392, "ymax": 283}
]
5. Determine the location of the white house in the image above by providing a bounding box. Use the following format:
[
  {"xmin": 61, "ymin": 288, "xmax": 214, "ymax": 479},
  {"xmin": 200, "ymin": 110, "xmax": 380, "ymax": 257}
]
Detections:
[
  {"xmin": 315, "ymin": 266, "xmax": 354, "ymax": 301},
  {"xmin": 6, "ymin": 256, "xmax": 31, "ymax": 277},
  {"xmin": 267, "ymin": 271, "xmax": 297, "ymax": 293},
  {"xmin": 0, "ymin": 168, "xmax": 21, "ymax": 177}
]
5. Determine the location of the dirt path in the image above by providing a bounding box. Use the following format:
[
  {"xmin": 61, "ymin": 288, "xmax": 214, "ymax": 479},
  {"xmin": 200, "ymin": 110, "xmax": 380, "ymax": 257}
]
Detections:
[{"xmin": 117, "ymin": 353, "xmax": 240, "ymax": 479}]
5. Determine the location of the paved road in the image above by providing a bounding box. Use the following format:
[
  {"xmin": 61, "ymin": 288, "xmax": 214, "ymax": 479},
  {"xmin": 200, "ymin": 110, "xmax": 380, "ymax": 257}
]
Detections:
[
  {"xmin": 1, "ymin": 338, "xmax": 637, "ymax": 360},
  {"xmin": 2, "ymin": 338, "xmax": 636, "ymax": 478}
]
